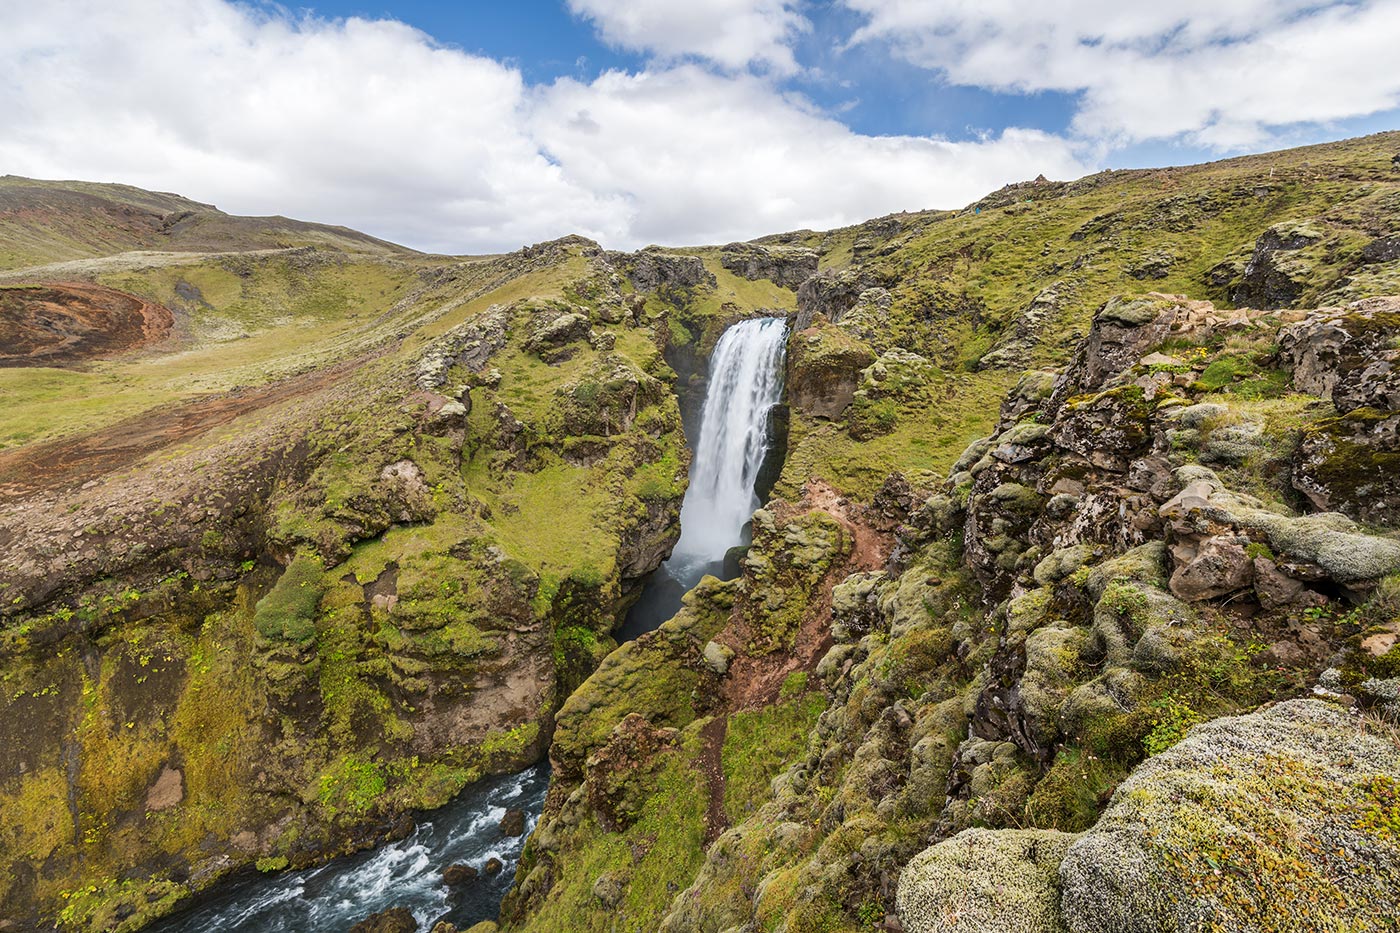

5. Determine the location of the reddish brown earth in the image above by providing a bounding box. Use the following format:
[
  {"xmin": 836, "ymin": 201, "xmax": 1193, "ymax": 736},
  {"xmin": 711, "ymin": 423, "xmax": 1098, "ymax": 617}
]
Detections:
[
  {"xmin": 0, "ymin": 282, "xmax": 174, "ymax": 366},
  {"xmin": 700, "ymin": 479, "xmax": 895, "ymax": 843},
  {"xmin": 0, "ymin": 352, "xmax": 378, "ymax": 503}
]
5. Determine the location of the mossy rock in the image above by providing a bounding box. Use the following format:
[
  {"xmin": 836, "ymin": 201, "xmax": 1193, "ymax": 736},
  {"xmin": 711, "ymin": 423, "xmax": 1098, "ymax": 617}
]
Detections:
[
  {"xmin": 897, "ymin": 827, "xmax": 1078, "ymax": 933},
  {"xmin": 1060, "ymin": 699, "xmax": 1400, "ymax": 933},
  {"xmin": 253, "ymin": 554, "xmax": 324, "ymax": 644},
  {"xmin": 785, "ymin": 320, "xmax": 877, "ymax": 419}
]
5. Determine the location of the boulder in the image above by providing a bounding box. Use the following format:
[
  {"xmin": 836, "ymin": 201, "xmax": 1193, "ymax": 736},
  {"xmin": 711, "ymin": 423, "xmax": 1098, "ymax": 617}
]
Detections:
[
  {"xmin": 1167, "ymin": 534, "xmax": 1254, "ymax": 601},
  {"xmin": 499, "ymin": 808, "xmax": 526, "ymax": 837},
  {"xmin": 1159, "ymin": 467, "xmax": 1400, "ymax": 586},
  {"xmin": 1059, "ymin": 700, "xmax": 1400, "ymax": 932},
  {"xmin": 442, "ymin": 863, "xmax": 479, "ymax": 886},
  {"xmin": 349, "ymin": 907, "xmax": 417, "ymax": 933},
  {"xmin": 896, "ymin": 828, "xmax": 1077, "ymax": 933},
  {"xmin": 591, "ymin": 871, "xmax": 626, "ymax": 907},
  {"xmin": 701, "ymin": 640, "xmax": 733, "ymax": 675}
]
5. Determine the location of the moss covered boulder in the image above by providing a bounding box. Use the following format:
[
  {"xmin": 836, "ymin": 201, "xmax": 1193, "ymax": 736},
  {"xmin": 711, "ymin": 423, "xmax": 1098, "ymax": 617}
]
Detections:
[
  {"xmin": 1059, "ymin": 699, "xmax": 1400, "ymax": 933},
  {"xmin": 896, "ymin": 828, "xmax": 1077, "ymax": 933}
]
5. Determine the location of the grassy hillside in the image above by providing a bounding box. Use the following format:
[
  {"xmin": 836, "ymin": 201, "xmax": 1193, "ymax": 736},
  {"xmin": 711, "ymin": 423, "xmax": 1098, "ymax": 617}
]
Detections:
[{"xmin": 0, "ymin": 175, "xmax": 413, "ymax": 271}]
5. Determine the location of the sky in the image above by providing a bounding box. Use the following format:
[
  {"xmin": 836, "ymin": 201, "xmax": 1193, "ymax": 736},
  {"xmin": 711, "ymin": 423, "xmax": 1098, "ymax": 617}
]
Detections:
[{"xmin": 3, "ymin": 0, "xmax": 1399, "ymax": 254}]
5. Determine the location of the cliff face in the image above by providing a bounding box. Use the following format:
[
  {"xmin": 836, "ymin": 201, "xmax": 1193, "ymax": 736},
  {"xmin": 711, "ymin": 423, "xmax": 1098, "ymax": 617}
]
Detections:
[{"xmin": 3, "ymin": 131, "xmax": 1400, "ymax": 933}]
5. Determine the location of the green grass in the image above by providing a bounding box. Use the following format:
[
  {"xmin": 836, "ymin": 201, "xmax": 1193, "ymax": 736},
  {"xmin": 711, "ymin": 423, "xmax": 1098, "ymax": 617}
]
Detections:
[
  {"xmin": 520, "ymin": 740, "xmax": 709, "ymax": 933},
  {"xmin": 722, "ymin": 691, "xmax": 826, "ymax": 824},
  {"xmin": 778, "ymin": 369, "xmax": 1016, "ymax": 500}
]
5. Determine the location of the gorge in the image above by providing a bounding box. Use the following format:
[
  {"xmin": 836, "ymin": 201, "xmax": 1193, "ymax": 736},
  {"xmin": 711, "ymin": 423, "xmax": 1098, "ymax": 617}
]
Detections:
[
  {"xmin": 620, "ymin": 316, "xmax": 788, "ymax": 640},
  {"xmin": 3, "ymin": 132, "xmax": 1400, "ymax": 933}
]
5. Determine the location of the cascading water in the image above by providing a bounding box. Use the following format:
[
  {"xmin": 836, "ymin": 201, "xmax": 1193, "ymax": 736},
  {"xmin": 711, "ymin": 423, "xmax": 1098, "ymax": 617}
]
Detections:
[
  {"xmin": 619, "ymin": 316, "xmax": 788, "ymax": 639},
  {"xmin": 144, "ymin": 765, "xmax": 548, "ymax": 933}
]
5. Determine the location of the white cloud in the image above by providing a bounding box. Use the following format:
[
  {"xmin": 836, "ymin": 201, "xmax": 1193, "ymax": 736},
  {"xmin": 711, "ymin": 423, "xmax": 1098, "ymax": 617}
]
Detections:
[
  {"xmin": 566, "ymin": 0, "xmax": 808, "ymax": 75},
  {"xmin": 843, "ymin": 0, "xmax": 1400, "ymax": 147},
  {"xmin": 531, "ymin": 67, "xmax": 1088, "ymax": 246},
  {"xmin": 0, "ymin": 0, "xmax": 1090, "ymax": 253}
]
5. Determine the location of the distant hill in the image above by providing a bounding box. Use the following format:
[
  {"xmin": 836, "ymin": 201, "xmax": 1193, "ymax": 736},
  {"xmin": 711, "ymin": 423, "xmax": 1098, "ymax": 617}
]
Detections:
[{"xmin": 0, "ymin": 175, "xmax": 416, "ymax": 271}]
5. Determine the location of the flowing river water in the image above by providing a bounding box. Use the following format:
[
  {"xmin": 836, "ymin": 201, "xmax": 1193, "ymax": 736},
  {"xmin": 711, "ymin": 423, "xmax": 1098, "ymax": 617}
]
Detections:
[{"xmin": 146, "ymin": 317, "xmax": 788, "ymax": 931}]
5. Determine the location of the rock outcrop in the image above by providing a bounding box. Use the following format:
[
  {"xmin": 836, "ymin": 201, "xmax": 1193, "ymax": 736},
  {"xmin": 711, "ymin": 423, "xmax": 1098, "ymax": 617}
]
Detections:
[
  {"xmin": 1059, "ymin": 700, "xmax": 1400, "ymax": 932},
  {"xmin": 1284, "ymin": 297, "xmax": 1400, "ymax": 523},
  {"xmin": 605, "ymin": 248, "xmax": 715, "ymax": 294},
  {"xmin": 785, "ymin": 320, "xmax": 877, "ymax": 419},
  {"xmin": 1231, "ymin": 221, "xmax": 1323, "ymax": 309},
  {"xmin": 719, "ymin": 242, "xmax": 818, "ymax": 289}
]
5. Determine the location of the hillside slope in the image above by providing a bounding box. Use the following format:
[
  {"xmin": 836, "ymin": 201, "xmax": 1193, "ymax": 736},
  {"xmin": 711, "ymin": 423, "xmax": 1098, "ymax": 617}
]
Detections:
[
  {"xmin": 498, "ymin": 131, "xmax": 1400, "ymax": 933},
  {"xmin": 0, "ymin": 175, "xmax": 411, "ymax": 271}
]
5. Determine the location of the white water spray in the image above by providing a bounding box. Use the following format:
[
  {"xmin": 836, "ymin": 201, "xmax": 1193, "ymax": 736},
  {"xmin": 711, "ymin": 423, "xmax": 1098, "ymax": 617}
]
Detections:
[{"xmin": 669, "ymin": 316, "xmax": 788, "ymax": 572}]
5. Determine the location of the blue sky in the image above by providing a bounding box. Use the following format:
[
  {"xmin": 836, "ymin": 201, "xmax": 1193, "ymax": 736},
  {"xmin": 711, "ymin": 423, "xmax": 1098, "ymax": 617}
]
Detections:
[
  {"xmin": 3, "ymin": 0, "xmax": 1399, "ymax": 252},
  {"xmin": 305, "ymin": 0, "xmax": 1399, "ymax": 167}
]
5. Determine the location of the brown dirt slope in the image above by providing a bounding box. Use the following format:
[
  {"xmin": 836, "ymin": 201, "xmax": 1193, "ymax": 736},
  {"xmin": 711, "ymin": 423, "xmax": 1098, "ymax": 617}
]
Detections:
[{"xmin": 0, "ymin": 282, "xmax": 174, "ymax": 367}]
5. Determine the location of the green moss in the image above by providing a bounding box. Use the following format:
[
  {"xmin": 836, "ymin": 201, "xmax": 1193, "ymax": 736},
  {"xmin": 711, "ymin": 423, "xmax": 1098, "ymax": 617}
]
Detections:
[
  {"xmin": 253, "ymin": 555, "xmax": 324, "ymax": 643},
  {"xmin": 316, "ymin": 753, "xmax": 387, "ymax": 819},
  {"xmin": 1142, "ymin": 695, "xmax": 1205, "ymax": 756},
  {"xmin": 722, "ymin": 692, "xmax": 826, "ymax": 823},
  {"xmin": 515, "ymin": 744, "xmax": 708, "ymax": 933}
]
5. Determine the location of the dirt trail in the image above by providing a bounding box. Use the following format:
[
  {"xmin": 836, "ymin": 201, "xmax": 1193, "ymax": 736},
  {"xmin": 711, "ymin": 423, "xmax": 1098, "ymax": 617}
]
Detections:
[
  {"xmin": 0, "ymin": 352, "xmax": 377, "ymax": 503},
  {"xmin": 720, "ymin": 478, "xmax": 894, "ymax": 712},
  {"xmin": 698, "ymin": 715, "xmax": 730, "ymax": 845},
  {"xmin": 691, "ymin": 479, "xmax": 896, "ymax": 836},
  {"xmin": 0, "ymin": 282, "xmax": 173, "ymax": 366}
]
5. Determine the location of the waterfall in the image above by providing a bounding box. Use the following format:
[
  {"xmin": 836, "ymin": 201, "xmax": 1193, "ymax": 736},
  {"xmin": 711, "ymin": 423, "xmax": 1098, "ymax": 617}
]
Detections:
[
  {"xmin": 670, "ymin": 316, "xmax": 788, "ymax": 570},
  {"xmin": 619, "ymin": 316, "xmax": 787, "ymax": 638}
]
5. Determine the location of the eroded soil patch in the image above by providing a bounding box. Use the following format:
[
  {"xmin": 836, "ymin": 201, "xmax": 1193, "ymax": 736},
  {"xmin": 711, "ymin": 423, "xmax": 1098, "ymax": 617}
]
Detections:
[
  {"xmin": 0, "ymin": 352, "xmax": 377, "ymax": 502},
  {"xmin": 0, "ymin": 282, "xmax": 174, "ymax": 367}
]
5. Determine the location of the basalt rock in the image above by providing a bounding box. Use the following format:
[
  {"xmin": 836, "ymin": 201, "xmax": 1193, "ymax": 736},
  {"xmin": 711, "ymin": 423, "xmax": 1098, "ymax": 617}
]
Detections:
[
  {"xmin": 719, "ymin": 242, "xmax": 818, "ymax": 289},
  {"xmin": 1278, "ymin": 297, "xmax": 1400, "ymax": 403},
  {"xmin": 794, "ymin": 269, "xmax": 877, "ymax": 331},
  {"xmin": 1230, "ymin": 221, "xmax": 1323, "ymax": 309},
  {"xmin": 606, "ymin": 248, "xmax": 715, "ymax": 294},
  {"xmin": 1293, "ymin": 408, "xmax": 1400, "ymax": 525},
  {"xmin": 785, "ymin": 320, "xmax": 877, "ymax": 419},
  {"xmin": 1048, "ymin": 295, "xmax": 1179, "ymax": 407}
]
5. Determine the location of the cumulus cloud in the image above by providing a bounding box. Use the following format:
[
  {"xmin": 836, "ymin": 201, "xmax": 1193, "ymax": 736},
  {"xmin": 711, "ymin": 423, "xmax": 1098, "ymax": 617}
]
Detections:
[
  {"xmin": 0, "ymin": 0, "xmax": 1089, "ymax": 253},
  {"xmin": 531, "ymin": 67, "xmax": 1087, "ymax": 246},
  {"xmin": 843, "ymin": 0, "xmax": 1400, "ymax": 147},
  {"xmin": 566, "ymin": 0, "xmax": 808, "ymax": 74}
]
